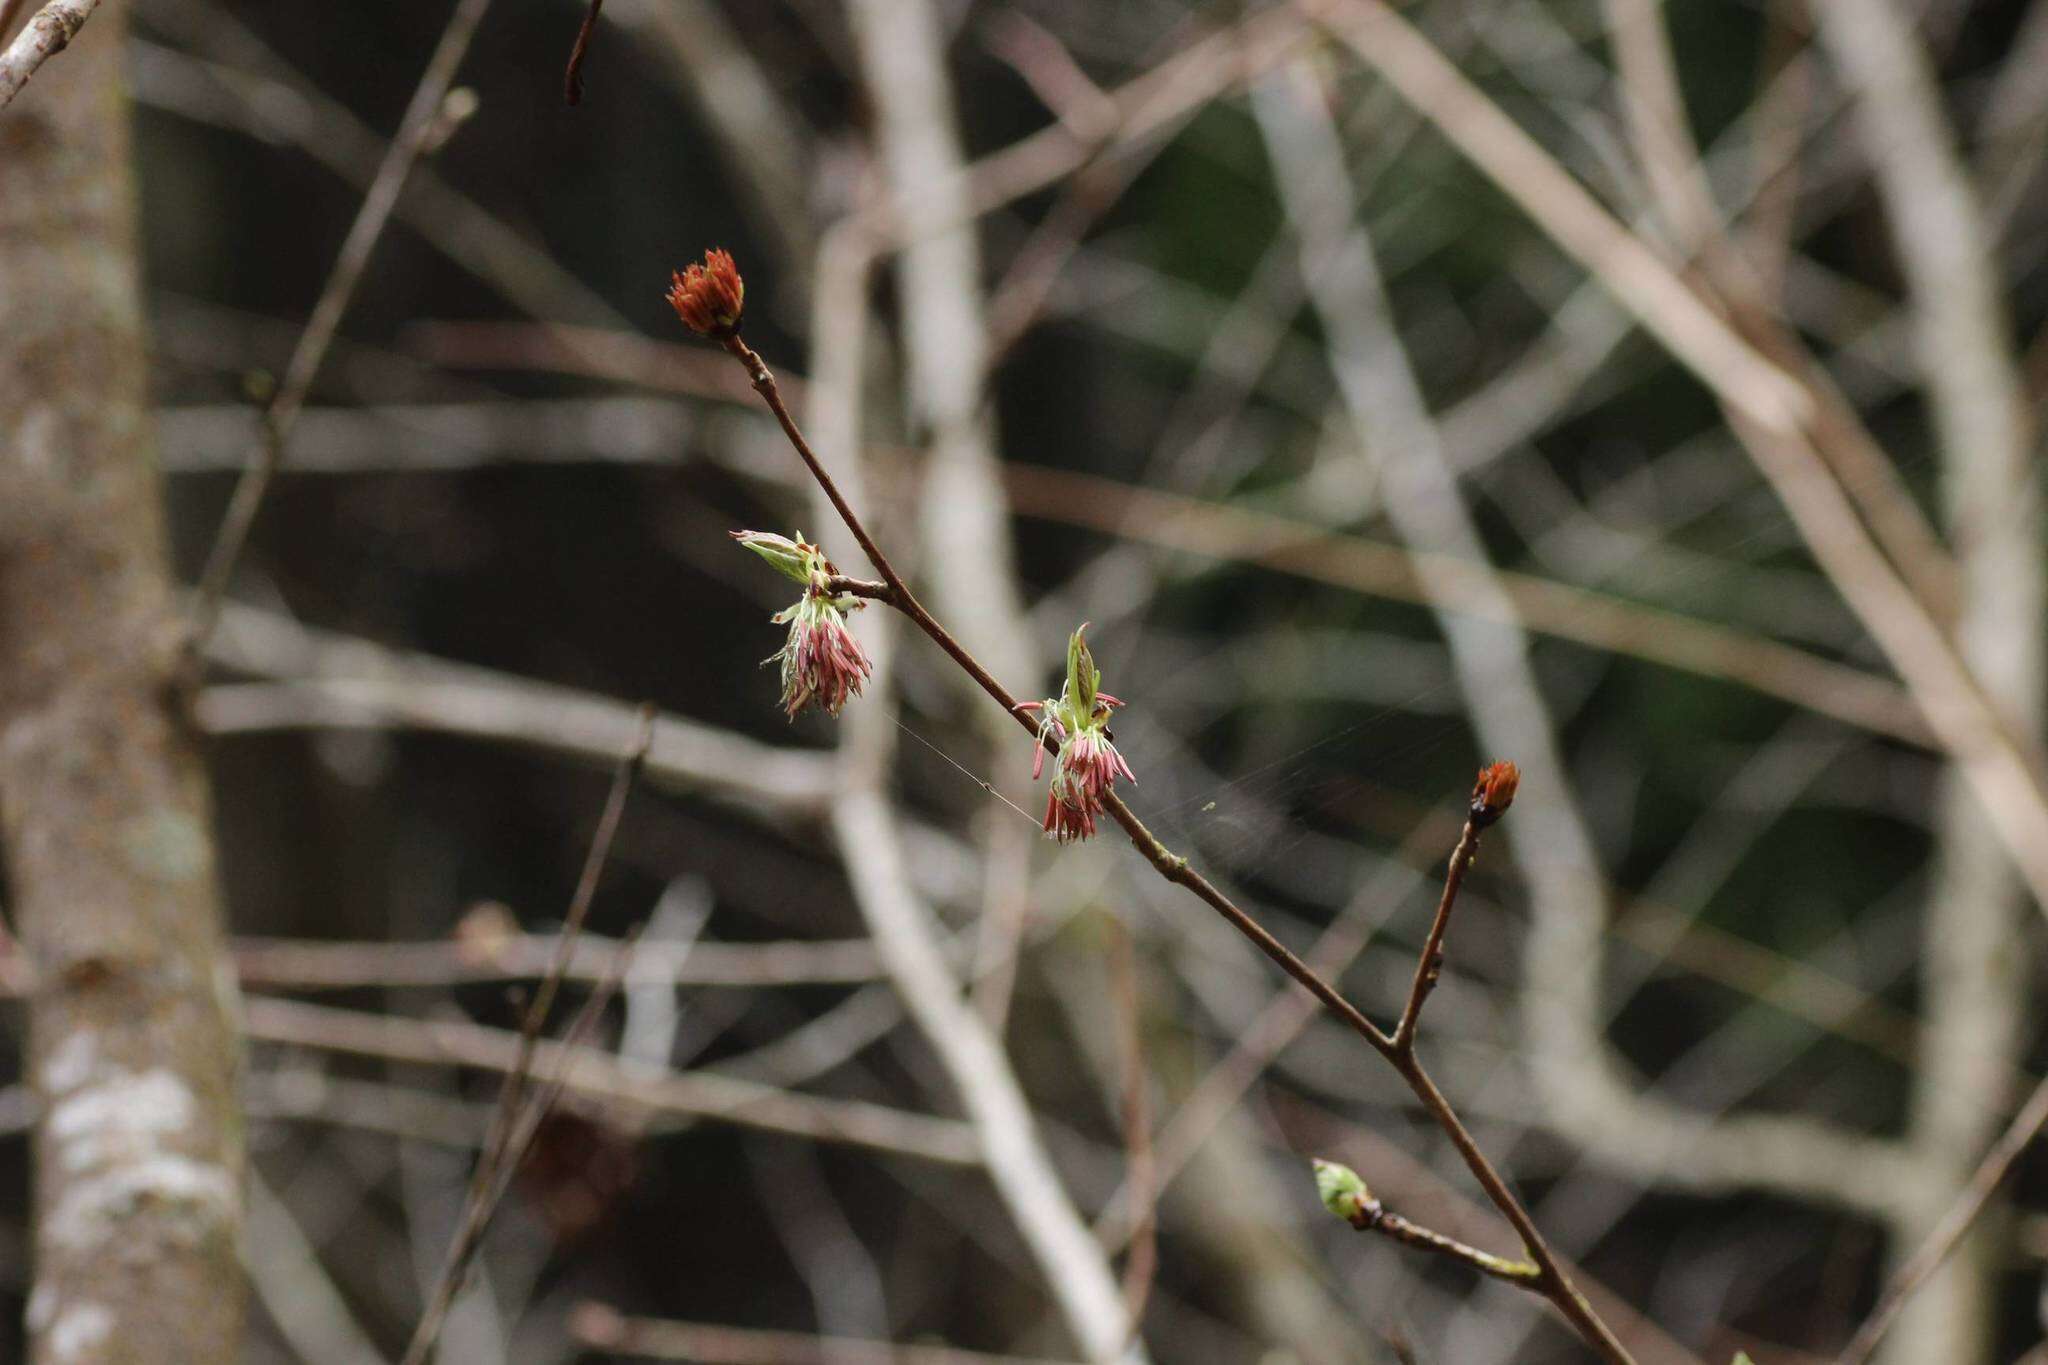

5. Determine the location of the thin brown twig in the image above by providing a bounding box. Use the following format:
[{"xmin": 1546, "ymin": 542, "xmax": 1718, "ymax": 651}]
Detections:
[
  {"xmin": 1095, "ymin": 789, "xmax": 1396, "ymax": 1053},
  {"xmin": 481, "ymin": 923, "xmax": 644, "ymax": 1219},
  {"xmin": 721, "ymin": 335, "xmax": 1022, "ymax": 717},
  {"xmin": 186, "ymin": 0, "xmax": 493, "ymax": 657},
  {"xmin": 564, "ymin": 0, "xmax": 602, "ymax": 104},
  {"xmin": 1836, "ymin": 1069, "xmax": 2048, "ymax": 1364},
  {"xmin": 1385, "ymin": 1050, "xmax": 1635, "ymax": 1360},
  {"xmin": 711, "ymin": 323, "xmax": 1638, "ymax": 1365},
  {"xmin": 1331, "ymin": 1189, "xmax": 1540, "ymax": 1286},
  {"xmin": 1392, "ymin": 819, "xmax": 1481, "ymax": 1052},
  {"xmin": 397, "ymin": 704, "xmax": 653, "ymax": 1365},
  {"xmin": 1275, "ymin": 1090, "xmax": 1710, "ymax": 1365},
  {"xmin": 1116, "ymin": 769, "xmax": 1636, "ymax": 1362},
  {"xmin": 1094, "ymin": 823, "xmax": 1432, "ymax": 1253},
  {"xmin": 136, "ymin": 1, "xmax": 623, "ymax": 331}
]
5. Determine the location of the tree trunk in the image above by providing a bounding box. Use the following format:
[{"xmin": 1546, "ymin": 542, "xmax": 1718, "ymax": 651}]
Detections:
[{"xmin": 0, "ymin": 5, "xmax": 246, "ymax": 1360}]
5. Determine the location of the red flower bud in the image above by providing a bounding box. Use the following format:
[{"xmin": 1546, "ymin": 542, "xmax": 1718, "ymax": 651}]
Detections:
[
  {"xmin": 667, "ymin": 248, "xmax": 745, "ymax": 338},
  {"xmin": 1471, "ymin": 761, "xmax": 1519, "ymax": 827}
]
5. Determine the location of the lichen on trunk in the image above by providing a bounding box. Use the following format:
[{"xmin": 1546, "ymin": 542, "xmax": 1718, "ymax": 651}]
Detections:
[{"xmin": 0, "ymin": 5, "xmax": 246, "ymax": 1360}]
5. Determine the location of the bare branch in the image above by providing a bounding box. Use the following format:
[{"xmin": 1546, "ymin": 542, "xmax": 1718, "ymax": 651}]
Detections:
[
  {"xmin": 594, "ymin": 0, "xmax": 812, "ymax": 271},
  {"xmin": 398, "ymin": 710, "xmax": 652, "ymax": 1365},
  {"xmin": 849, "ymin": 0, "xmax": 1034, "ymax": 705},
  {"xmin": 1839, "ymin": 1070, "xmax": 2048, "ymax": 1364},
  {"xmin": 1309, "ymin": 0, "xmax": 1809, "ymax": 434},
  {"xmin": 186, "ymin": 0, "xmax": 493, "ymax": 653},
  {"xmin": 244, "ymin": 1168, "xmax": 386, "ymax": 1365},
  {"xmin": 1391, "ymin": 814, "xmax": 1486, "ymax": 1052},
  {"xmin": 228, "ymin": 931, "xmax": 885, "ymax": 992},
  {"xmin": 131, "ymin": 10, "xmax": 623, "ymax": 330},
  {"xmin": 572, "ymin": 1303, "xmax": 1085, "ymax": 1364},
  {"xmin": 698, "ymin": 273, "xmax": 1643, "ymax": 1362},
  {"xmin": 1002, "ymin": 466, "xmax": 1930, "ymax": 746},
  {"xmin": 1106, "ymin": 920, "xmax": 1157, "ymax": 1333},
  {"xmin": 1601, "ymin": 0, "xmax": 1725, "ymax": 254},
  {"xmin": 1312, "ymin": 0, "xmax": 2048, "ymax": 947},
  {"xmin": 833, "ymin": 787, "xmax": 1143, "ymax": 1362},
  {"xmin": 199, "ymin": 603, "xmax": 835, "ymax": 814},
  {"xmin": 1318, "ymin": 1163, "xmax": 1541, "ymax": 1286},
  {"xmin": 1815, "ymin": 3, "xmax": 2043, "ymax": 1353},
  {"xmin": 243, "ymin": 996, "xmax": 980, "ymax": 1164},
  {"xmin": 1094, "ymin": 841, "xmax": 1425, "ymax": 1253},
  {"xmin": 0, "ymin": 0, "xmax": 97, "ymax": 109}
]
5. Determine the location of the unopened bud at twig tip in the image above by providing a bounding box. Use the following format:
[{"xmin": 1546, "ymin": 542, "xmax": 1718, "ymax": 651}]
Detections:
[
  {"xmin": 1470, "ymin": 760, "xmax": 1519, "ymax": 828},
  {"xmin": 1312, "ymin": 1158, "xmax": 1372, "ymax": 1226},
  {"xmin": 667, "ymin": 248, "xmax": 745, "ymax": 338}
]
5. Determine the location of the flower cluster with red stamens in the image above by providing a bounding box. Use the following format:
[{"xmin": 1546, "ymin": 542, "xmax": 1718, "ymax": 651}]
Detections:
[
  {"xmin": 667, "ymin": 248, "xmax": 745, "ymax": 338},
  {"xmin": 733, "ymin": 530, "xmax": 872, "ymax": 720},
  {"xmin": 1019, "ymin": 625, "xmax": 1136, "ymax": 843}
]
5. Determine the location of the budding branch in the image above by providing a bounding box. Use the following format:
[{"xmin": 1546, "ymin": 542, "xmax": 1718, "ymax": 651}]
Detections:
[{"xmin": 682, "ymin": 251, "xmax": 1639, "ymax": 1365}]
